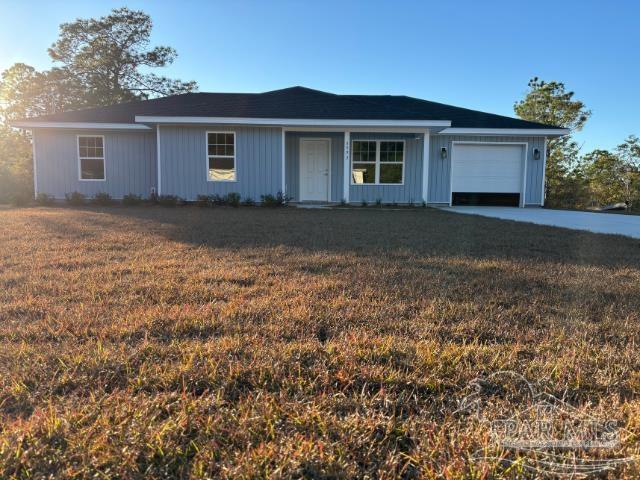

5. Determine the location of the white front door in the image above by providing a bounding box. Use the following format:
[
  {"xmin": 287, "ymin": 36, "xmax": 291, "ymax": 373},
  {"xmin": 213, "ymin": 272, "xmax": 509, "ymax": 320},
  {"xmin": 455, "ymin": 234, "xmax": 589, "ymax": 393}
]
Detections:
[{"xmin": 300, "ymin": 139, "xmax": 330, "ymax": 201}]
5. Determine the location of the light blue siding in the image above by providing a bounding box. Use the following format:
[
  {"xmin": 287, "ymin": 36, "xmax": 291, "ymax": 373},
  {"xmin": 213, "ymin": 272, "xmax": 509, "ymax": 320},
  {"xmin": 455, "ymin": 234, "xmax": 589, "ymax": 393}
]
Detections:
[
  {"xmin": 350, "ymin": 133, "xmax": 424, "ymax": 204},
  {"xmin": 33, "ymin": 126, "xmax": 548, "ymax": 207},
  {"xmin": 34, "ymin": 129, "xmax": 156, "ymax": 199},
  {"xmin": 285, "ymin": 132, "xmax": 344, "ymax": 202},
  {"xmin": 427, "ymin": 135, "xmax": 546, "ymax": 206},
  {"xmin": 160, "ymin": 126, "xmax": 282, "ymax": 201},
  {"xmin": 286, "ymin": 132, "xmax": 424, "ymax": 204}
]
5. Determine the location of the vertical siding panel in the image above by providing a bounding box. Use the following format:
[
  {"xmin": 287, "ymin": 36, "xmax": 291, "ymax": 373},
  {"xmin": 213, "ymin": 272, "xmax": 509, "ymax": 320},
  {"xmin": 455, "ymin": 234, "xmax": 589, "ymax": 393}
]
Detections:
[
  {"xmin": 35, "ymin": 130, "xmax": 155, "ymax": 199},
  {"xmin": 157, "ymin": 125, "xmax": 281, "ymax": 201},
  {"xmin": 426, "ymin": 134, "xmax": 545, "ymax": 205}
]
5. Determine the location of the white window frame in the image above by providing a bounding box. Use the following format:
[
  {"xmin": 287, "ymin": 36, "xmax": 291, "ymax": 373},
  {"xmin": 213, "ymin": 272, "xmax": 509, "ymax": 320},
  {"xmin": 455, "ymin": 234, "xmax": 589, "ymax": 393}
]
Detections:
[
  {"xmin": 77, "ymin": 134, "xmax": 106, "ymax": 181},
  {"xmin": 206, "ymin": 130, "xmax": 237, "ymax": 182},
  {"xmin": 350, "ymin": 139, "xmax": 405, "ymax": 186}
]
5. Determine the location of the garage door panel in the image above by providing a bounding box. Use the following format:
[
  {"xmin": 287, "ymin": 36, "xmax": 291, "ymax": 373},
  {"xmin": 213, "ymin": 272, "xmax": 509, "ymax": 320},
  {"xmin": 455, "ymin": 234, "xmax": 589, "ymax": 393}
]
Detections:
[
  {"xmin": 453, "ymin": 175, "xmax": 521, "ymax": 192},
  {"xmin": 452, "ymin": 144, "xmax": 524, "ymax": 194}
]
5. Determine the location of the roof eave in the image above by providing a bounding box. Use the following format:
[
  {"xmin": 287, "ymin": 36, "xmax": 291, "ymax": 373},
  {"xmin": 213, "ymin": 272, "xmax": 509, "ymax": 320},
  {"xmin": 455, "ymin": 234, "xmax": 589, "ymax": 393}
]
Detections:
[
  {"xmin": 438, "ymin": 127, "xmax": 569, "ymax": 137},
  {"xmin": 11, "ymin": 121, "xmax": 151, "ymax": 130},
  {"xmin": 134, "ymin": 115, "xmax": 451, "ymax": 129}
]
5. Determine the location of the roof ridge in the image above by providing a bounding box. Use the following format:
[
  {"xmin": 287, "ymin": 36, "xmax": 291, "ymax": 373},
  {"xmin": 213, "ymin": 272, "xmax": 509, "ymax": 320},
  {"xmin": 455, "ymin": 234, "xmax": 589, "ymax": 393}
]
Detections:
[
  {"xmin": 261, "ymin": 86, "xmax": 337, "ymax": 96},
  {"xmin": 338, "ymin": 93, "xmax": 437, "ymax": 119},
  {"xmin": 398, "ymin": 95, "xmax": 561, "ymax": 129}
]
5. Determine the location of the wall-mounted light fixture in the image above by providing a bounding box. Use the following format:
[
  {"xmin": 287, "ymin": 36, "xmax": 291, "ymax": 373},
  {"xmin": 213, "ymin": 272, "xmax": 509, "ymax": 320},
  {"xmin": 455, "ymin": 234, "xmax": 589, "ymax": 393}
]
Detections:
[
  {"xmin": 440, "ymin": 147, "xmax": 448, "ymax": 159},
  {"xmin": 533, "ymin": 148, "xmax": 541, "ymax": 160}
]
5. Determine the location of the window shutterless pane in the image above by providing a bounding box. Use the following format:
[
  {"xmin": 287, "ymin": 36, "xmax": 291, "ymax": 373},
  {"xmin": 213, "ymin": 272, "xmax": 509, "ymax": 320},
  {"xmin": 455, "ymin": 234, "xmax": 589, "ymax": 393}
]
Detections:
[
  {"xmin": 209, "ymin": 156, "xmax": 234, "ymax": 170},
  {"xmin": 78, "ymin": 137, "xmax": 105, "ymax": 157},
  {"xmin": 379, "ymin": 164, "xmax": 403, "ymax": 184},
  {"xmin": 80, "ymin": 158, "xmax": 105, "ymax": 179},
  {"xmin": 380, "ymin": 142, "xmax": 404, "ymax": 162},
  {"xmin": 352, "ymin": 163, "xmax": 376, "ymax": 184},
  {"xmin": 208, "ymin": 157, "xmax": 235, "ymax": 181}
]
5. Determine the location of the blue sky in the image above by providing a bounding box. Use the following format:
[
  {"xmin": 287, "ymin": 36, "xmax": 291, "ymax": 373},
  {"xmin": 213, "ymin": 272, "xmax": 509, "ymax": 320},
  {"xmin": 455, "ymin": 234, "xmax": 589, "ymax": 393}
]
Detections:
[{"xmin": 1, "ymin": 0, "xmax": 638, "ymax": 152}]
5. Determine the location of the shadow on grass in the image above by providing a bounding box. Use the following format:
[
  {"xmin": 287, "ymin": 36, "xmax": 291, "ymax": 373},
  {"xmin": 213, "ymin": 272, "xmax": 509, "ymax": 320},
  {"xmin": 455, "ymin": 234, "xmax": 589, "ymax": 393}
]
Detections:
[{"xmin": 47, "ymin": 204, "xmax": 639, "ymax": 269}]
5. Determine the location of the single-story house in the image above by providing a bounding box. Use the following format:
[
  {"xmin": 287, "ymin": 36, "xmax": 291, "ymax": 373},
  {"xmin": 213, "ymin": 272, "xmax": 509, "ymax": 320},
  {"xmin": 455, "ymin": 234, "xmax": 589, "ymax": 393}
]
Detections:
[{"xmin": 14, "ymin": 86, "xmax": 568, "ymax": 207}]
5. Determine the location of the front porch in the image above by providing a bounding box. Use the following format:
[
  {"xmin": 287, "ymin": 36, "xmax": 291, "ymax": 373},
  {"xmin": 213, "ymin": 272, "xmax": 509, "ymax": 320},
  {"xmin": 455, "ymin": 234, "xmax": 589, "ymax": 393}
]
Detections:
[{"xmin": 283, "ymin": 129, "xmax": 430, "ymax": 205}]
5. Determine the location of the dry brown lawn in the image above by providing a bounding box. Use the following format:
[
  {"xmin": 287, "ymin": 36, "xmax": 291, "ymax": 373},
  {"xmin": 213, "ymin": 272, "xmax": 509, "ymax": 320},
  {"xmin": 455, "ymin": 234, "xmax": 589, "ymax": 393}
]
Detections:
[{"xmin": 0, "ymin": 205, "xmax": 639, "ymax": 478}]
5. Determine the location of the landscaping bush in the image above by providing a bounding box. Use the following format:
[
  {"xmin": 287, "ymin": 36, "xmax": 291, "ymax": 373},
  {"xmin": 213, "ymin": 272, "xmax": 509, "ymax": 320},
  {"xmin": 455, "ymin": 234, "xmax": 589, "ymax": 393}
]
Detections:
[
  {"xmin": 122, "ymin": 193, "xmax": 143, "ymax": 206},
  {"xmin": 65, "ymin": 191, "xmax": 86, "ymax": 205},
  {"xmin": 242, "ymin": 197, "xmax": 256, "ymax": 206},
  {"xmin": 225, "ymin": 192, "xmax": 241, "ymax": 207},
  {"xmin": 35, "ymin": 193, "xmax": 54, "ymax": 206},
  {"xmin": 157, "ymin": 194, "xmax": 181, "ymax": 207},
  {"xmin": 260, "ymin": 191, "xmax": 290, "ymax": 207},
  {"xmin": 195, "ymin": 194, "xmax": 211, "ymax": 207},
  {"xmin": 210, "ymin": 194, "xmax": 225, "ymax": 206},
  {"xmin": 92, "ymin": 192, "xmax": 113, "ymax": 206}
]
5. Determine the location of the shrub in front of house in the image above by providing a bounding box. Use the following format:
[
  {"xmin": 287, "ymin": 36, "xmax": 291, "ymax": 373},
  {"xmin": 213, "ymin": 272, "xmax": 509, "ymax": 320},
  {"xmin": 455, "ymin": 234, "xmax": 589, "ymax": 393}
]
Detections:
[
  {"xmin": 261, "ymin": 191, "xmax": 290, "ymax": 207},
  {"xmin": 35, "ymin": 193, "xmax": 54, "ymax": 206},
  {"xmin": 242, "ymin": 197, "xmax": 256, "ymax": 206},
  {"xmin": 157, "ymin": 194, "xmax": 181, "ymax": 207},
  {"xmin": 122, "ymin": 193, "xmax": 143, "ymax": 206},
  {"xmin": 209, "ymin": 194, "xmax": 225, "ymax": 206},
  {"xmin": 92, "ymin": 192, "xmax": 113, "ymax": 206},
  {"xmin": 195, "ymin": 194, "xmax": 211, "ymax": 207},
  {"xmin": 225, "ymin": 192, "xmax": 241, "ymax": 207},
  {"xmin": 65, "ymin": 191, "xmax": 86, "ymax": 205}
]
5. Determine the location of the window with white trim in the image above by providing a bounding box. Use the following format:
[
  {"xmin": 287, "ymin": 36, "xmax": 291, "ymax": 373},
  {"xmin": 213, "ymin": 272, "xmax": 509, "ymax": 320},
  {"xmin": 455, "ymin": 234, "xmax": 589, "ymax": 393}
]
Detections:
[
  {"xmin": 351, "ymin": 140, "xmax": 404, "ymax": 185},
  {"xmin": 207, "ymin": 132, "xmax": 236, "ymax": 181},
  {"xmin": 78, "ymin": 136, "xmax": 105, "ymax": 180}
]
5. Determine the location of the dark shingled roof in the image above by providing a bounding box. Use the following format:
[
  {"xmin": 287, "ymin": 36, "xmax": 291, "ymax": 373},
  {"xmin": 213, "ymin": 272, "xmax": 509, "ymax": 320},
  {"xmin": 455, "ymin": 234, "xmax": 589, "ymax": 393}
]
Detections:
[{"xmin": 20, "ymin": 86, "xmax": 561, "ymax": 129}]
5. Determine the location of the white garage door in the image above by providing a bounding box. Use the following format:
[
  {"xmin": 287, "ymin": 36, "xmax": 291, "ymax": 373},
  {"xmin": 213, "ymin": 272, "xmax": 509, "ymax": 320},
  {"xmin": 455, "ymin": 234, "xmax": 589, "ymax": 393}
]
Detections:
[{"xmin": 452, "ymin": 144, "xmax": 524, "ymax": 193}]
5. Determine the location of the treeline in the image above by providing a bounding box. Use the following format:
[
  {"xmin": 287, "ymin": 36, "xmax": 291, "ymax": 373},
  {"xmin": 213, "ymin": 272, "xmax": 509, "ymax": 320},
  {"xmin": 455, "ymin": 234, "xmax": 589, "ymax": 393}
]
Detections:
[
  {"xmin": 515, "ymin": 78, "xmax": 639, "ymax": 211},
  {"xmin": 0, "ymin": 8, "xmax": 197, "ymax": 203}
]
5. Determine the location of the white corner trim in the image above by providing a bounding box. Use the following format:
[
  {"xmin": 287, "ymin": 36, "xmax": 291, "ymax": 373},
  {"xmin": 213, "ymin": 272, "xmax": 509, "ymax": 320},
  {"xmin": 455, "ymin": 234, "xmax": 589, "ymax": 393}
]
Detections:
[
  {"xmin": 438, "ymin": 128, "xmax": 569, "ymax": 136},
  {"xmin": 343, "ymin": 132, "xmax": 350, "ymax": 203},
  {"xmin": 156, "ymin": 125, "xmax": 162, "ymax": 195},
  {"xmin": 135, "ymin": 116, "xmax": 451, "ymax": 128},
  {"xmin": 12, "ymin": 121, "xmax": 151, "ymax": 130},
  {"xmin": 281, "ymin": 128, "xmax": 286, "ymax": 196},
  {"xmin": 422, "ymin": 130, "xmax": 430, "ymax": 203},
  {"xmin": 540, "ymin": 137, "xmax": 548, "ymax": 206},
  {"xmin": 32, "ymin": 131, "xmax": 38, "ymax": 197}
]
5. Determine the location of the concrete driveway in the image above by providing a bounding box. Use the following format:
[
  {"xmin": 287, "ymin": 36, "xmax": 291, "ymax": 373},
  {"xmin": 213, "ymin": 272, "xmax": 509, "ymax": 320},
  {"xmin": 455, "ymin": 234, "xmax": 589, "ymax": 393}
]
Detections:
[{"xmin": 440, "ymin": 206, "xmax": 640, "ymax": 239}]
